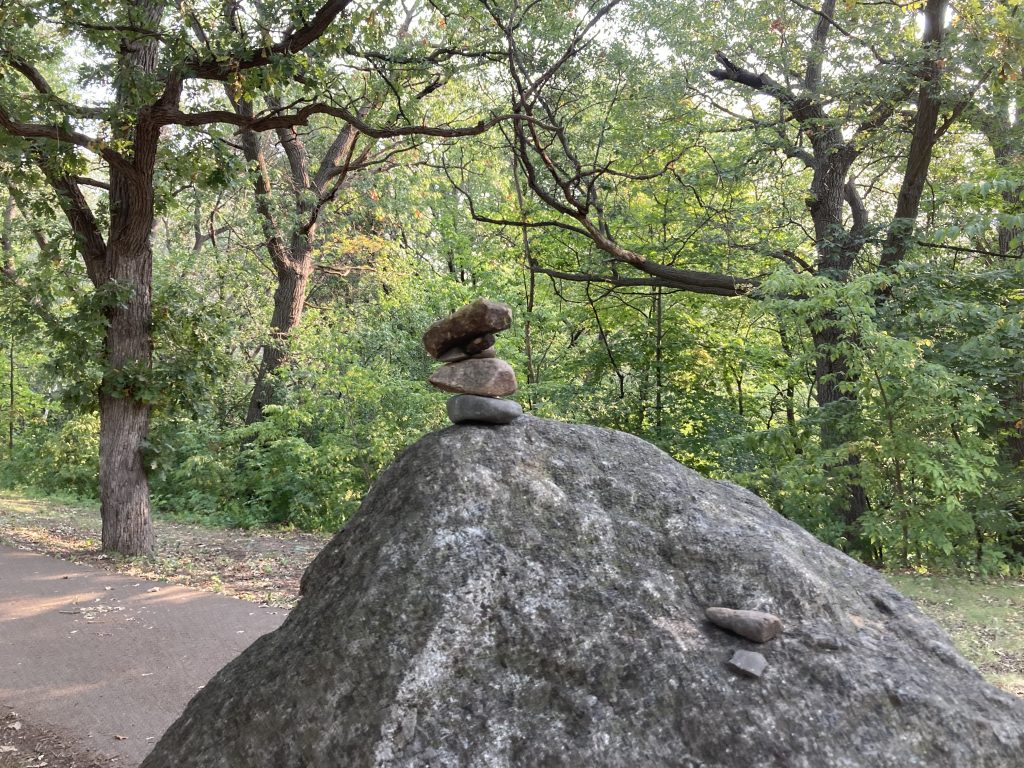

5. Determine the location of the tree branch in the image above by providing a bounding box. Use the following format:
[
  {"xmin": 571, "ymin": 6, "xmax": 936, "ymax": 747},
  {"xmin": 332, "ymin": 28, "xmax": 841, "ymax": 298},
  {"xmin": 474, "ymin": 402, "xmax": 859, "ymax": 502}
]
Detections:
[
  {"xmin": 0, "ymin": 106, "xmax": 130, "ymax": 172},
  {"xmin": 2, "ymin": 54, "xmax": 107, "ymax": 119},
  {"xmin": 180, "ymin": 0, "xmax": 354, "ymax": 82}
]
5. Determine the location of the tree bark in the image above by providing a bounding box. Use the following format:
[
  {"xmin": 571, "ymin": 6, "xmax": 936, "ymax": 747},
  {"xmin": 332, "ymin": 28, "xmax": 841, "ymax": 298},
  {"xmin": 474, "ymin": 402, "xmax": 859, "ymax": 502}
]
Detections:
[
  {"xmin": 233, "ymin": 87, "xmax": 367, "ymax": 423},
  {"xmin": 879, "ymin": 0, "xmax": 948, "ymax": 269},
  {"xmin": 246, "ymin": 258, "xmax": 312, "ymax": 423},
  {"xmin": 89, "ymin": 0, "xmax": 163, "ymax": 555},
  {"xmin": 812, "ymin": 323, "xmax": 870, "ymax": 536},
  {"xmin": 92, "ymin": 203, "xmax": 156, "ymax": 553},
  {"xmin": 805, "ymin": 128, "xmax": 871, "ymax": 546},
  {"xmin": 3, "ymin": 196, "xmax": 14, "ymax": 456}
]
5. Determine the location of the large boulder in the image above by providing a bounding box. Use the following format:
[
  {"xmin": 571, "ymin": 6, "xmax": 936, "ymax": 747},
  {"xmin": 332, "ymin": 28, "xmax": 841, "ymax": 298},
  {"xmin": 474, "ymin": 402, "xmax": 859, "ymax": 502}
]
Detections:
[{"xmin": 142, "ymin": 418, "xmax": 1024, "ymax": 768}]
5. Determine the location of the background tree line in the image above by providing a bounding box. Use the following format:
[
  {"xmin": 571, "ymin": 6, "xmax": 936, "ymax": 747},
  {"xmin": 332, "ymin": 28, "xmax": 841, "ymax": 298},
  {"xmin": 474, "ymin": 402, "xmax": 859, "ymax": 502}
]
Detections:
[{"xmin": 0, "ymin": 0, "xmax": 1021, "ymax": 571}]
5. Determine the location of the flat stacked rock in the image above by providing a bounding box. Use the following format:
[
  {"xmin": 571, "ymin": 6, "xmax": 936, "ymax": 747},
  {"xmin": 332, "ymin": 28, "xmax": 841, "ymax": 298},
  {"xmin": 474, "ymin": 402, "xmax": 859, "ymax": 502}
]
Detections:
[{"xmin": 424, "ymin": 299, "xmax": 523, "ymax": 425}]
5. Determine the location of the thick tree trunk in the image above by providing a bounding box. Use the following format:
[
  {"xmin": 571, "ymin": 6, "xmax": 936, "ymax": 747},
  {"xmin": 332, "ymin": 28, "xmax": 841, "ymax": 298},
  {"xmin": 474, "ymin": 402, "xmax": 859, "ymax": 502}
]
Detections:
[
  {"xmin": 97, "ymin": 236, "xmax": 155, "ymax": 555},
  {"xmin": 810, "ymin": 331, "xmax": 870, "ymax": 539},
  {"xmin": 246, "ymin": 259, "xmax": 311, "ymax": 424},
  {"xmin": 88, "ymin": 0, "xmax": 163, "ymax": 556},
  {"xmin": 99, "ymin": 393, "xmax": 153, "ymax": 554}
]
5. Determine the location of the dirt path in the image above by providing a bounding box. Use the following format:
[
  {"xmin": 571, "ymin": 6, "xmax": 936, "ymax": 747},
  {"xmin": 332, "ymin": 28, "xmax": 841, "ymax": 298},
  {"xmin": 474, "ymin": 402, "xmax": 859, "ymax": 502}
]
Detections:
[
  {"xmin": 0, "ymin": 494, "xmax": 329, "ymax": 609},
  {"xmin": 1, "ymin": 547, "xmax": 286, "ymax": 768},
  {"xmin": 0, "ymin": 494, "xmax": 331, "ymax": 768}
]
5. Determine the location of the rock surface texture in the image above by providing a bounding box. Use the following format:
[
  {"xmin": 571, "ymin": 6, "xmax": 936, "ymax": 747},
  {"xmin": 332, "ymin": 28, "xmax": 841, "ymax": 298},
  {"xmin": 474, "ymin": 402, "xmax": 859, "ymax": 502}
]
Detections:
[{"xmin": 141, "ymin": 418, "xmax": 1024, "ymax": 768}]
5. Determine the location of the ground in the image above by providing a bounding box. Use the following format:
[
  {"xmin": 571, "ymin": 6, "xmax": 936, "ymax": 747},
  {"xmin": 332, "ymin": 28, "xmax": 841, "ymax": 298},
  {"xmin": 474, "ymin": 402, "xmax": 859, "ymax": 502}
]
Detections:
[
  {"xmin": 889, "ymin": 572, "xmax": 1024, "ymax": 697},
  {"xmin": 0, "ymin": 707, "xmax": 114, "ymax": 768},
  {"xmin": 0, "ymin": 493, "xmax": 328, "ymax": 768},
  {"xmin": 0, "ymin": 493, "xmax": 328, "ymax": 609},
  {"xmin": 1, "ymin": 492, "xmax": 1021, "ymax": 767}
]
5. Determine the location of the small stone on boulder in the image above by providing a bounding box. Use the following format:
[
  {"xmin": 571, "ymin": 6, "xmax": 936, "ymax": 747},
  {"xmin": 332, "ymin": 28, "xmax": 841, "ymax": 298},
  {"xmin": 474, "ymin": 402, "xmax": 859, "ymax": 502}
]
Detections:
[
  {"xmin": 429, "ymin": 358, "xmax": 517, "ymax": 397},
  {"xmin": 423, "ymin": 299, "xmax": 511, "ymax": 359},
  {"xmin": 705, "ymin": 607, "xmax": 784, "ymax": 643},
  {"xmin": 727, "ymin": 649, "xmax": 768, "ymax": 678},
  {"xmin": 447, "ymin": 395, "xmax": 523, "ymax": 425}
]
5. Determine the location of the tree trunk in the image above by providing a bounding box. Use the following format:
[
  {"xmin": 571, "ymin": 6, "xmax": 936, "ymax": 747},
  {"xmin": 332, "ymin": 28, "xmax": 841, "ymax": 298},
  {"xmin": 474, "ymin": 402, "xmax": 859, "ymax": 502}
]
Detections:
[
  {"xmin": 99, "ymin": 392, "xmax": 153, "ymax": 554},
  {"xmin": 96, "ymin": 232, "xmax": 155, "ymax": 555},
  {"xmin": 812, "ymin": 322, "xmax": 870, "ymax": 549},
  {"xmin": 805, "ymin": 141, "xmax": 871, "ymax": 547},
  {"xmin": 246, "ymin": 258, "xmax": 311, "ymax": 423},
  {"xmin": 879, "ymin": 0, "xmax": 948, "ymax": 269},
  {"xmin": 2, "ymin": 197, "xmax": 13, "ymax": 456},
  {"xmin": 88, "ymin": 0, "xmax": 163, "ymax": 556},
  {"xmin": 233, "ymin": 97, "xmax": 352, "ymax": 424}
]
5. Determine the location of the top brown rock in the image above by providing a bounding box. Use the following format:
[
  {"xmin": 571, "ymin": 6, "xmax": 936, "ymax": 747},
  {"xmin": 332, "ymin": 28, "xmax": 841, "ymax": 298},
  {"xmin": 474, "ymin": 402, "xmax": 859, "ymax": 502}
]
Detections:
[{"xmin": 423, "ymin": 299, "xmax": 512, "ymax": 359}]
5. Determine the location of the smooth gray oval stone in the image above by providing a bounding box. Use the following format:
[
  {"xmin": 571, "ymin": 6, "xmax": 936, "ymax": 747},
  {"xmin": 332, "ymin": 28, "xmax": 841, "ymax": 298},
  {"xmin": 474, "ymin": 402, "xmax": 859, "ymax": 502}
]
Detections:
[{"xmin": 447, "ymin": 395, "xmax": 523, "ymax": 424}]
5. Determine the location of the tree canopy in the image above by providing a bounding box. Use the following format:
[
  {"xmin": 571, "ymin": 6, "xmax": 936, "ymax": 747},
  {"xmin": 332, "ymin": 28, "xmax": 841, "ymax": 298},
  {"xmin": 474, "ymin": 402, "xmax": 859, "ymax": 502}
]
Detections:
[{"xmin": 1, "ymin": 0, "xmax": 1021, "ymax": 570}]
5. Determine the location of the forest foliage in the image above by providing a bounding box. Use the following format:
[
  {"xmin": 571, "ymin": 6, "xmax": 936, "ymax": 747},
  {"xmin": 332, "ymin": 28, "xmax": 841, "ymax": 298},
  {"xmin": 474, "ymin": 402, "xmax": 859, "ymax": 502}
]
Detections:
[{"xmin": 0, "ymin": 0, "xmax": 1021, "ymax": 570}]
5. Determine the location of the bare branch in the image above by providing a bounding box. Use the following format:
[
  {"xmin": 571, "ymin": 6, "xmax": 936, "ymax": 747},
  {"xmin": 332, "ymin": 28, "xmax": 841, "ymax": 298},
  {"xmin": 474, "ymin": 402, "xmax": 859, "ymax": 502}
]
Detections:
[
  {"xmin": 72, "ymin": 176, "xmax": 111, "ymax": 190},
  {"xmin": 41, "ymin": 172, "xmax": 107, "ymax": 275},
  {"xmin": 916, "ymin": 240, "xmax": 1021, "ymax": 260},
  {"xmin": 154, "ymin": 101, "xmax": 558, "ymax": 139}
]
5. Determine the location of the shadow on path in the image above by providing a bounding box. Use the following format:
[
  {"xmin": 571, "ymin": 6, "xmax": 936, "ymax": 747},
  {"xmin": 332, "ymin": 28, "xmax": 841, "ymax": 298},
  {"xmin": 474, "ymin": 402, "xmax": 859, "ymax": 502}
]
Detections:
[{"xmin": 0, "ymin": 546, "xmax": 287, "ymax": 766}]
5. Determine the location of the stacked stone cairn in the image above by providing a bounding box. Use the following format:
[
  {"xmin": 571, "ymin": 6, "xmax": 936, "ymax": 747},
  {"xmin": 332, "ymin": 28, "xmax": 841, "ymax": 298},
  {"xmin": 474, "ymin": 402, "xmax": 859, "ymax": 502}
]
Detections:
[{"xmin": 424, "ymin": 298, "xmax": 524, "ymax": 425}]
